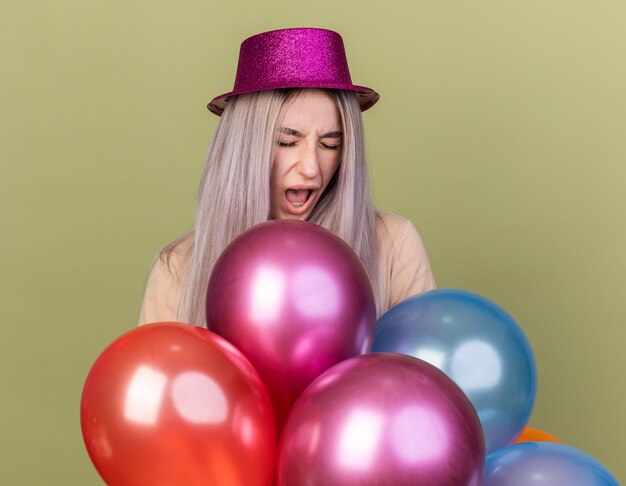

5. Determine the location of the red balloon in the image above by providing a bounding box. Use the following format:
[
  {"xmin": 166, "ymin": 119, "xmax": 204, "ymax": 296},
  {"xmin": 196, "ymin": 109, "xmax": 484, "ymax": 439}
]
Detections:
[
  {"xmin": 277, "ymin": 353, "xmax": 485, "ymax": 486},
  {"xmin": 80, "ymin": 322, "xmax": 276, "ymax": 486},
  {"xmin": 206, "ymin": 220, "xmax": 376, "ymax": 430}
]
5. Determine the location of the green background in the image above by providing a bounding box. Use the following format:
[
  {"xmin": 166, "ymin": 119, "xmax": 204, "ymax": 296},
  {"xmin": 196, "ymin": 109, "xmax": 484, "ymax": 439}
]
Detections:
[{"xmin": 2, "ymin": 0, "xmax": 624, "ymax": 483}]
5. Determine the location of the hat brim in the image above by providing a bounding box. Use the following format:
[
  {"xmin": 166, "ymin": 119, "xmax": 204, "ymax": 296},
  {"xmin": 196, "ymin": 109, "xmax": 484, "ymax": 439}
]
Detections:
[{"xmin": 207, "ymin": 84, "xmax": 379, "ymax": 116}]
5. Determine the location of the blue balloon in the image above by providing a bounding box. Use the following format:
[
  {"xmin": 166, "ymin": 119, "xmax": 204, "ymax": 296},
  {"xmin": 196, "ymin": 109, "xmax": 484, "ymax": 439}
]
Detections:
[
  {"xmin": 485, "ymin": 442, "xmax": 619, "ymax": 485},
  {"xmin": 373, "ymin": 289, "xmax": 536, "ymax": 453}
]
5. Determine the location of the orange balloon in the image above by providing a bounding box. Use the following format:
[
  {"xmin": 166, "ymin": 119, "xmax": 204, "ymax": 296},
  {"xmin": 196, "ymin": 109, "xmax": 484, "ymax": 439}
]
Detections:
[{"xmin": 515, "ymin": 426, "xmax": 562, "ymax": 444}]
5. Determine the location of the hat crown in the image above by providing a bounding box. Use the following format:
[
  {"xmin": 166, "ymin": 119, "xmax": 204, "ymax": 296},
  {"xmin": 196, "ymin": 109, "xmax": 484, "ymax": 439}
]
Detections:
[{"xmin": 233, "ymin": 28, "xmax": 353, "ymax": 92}]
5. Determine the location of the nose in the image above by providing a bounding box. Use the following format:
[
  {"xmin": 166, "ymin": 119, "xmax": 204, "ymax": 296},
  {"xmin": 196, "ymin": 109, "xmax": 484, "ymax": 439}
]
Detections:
[{"xmin": 295, "ymin": 143, "xmax": 321, "ymax": 180}]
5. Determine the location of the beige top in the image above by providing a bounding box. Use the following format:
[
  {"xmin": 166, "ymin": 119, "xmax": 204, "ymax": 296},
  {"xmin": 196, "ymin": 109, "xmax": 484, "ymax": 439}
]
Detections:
[{"xmin": 138, "ymin": 211, "xmax": 436, "ymax": 325}]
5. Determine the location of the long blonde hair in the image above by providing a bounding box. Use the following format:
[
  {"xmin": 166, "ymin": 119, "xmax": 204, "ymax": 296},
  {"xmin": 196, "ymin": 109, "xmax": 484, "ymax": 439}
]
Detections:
[{"xmin": 160, "ymin": 88, "xmax": 383, "ymax": 327}]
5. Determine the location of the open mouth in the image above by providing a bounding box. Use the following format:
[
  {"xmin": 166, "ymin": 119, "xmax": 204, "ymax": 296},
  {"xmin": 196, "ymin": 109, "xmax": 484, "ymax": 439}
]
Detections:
[
  {"xmin": 284, "ymin": 188, "xmax": 316, "ymax": 214},
  {"xmin": 286, "ymin": 189, "xmax": 312, "ymax": 207}
]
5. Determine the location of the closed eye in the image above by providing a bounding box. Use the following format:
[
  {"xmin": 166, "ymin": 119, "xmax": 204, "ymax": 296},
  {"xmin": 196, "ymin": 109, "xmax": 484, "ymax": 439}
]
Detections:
[
  {"xmin": 276, "ymin": 141, "xmax": 341, "ymax": 150},
  {"xmin": 321, "ymin": 142, "xmax": 341, "ymax": 150}
]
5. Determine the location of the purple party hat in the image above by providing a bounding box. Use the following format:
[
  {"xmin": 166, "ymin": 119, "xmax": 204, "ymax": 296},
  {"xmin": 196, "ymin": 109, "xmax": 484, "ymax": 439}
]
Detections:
[{"xmin": 207, "ymin": 28, "xmax": 379, "ymax": 116}]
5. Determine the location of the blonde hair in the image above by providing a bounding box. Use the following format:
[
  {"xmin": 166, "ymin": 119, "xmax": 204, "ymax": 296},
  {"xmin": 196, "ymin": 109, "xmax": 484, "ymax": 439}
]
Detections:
[{"xmin": 159, "ymin": 88, "xmax": 383, "ymax": 327}]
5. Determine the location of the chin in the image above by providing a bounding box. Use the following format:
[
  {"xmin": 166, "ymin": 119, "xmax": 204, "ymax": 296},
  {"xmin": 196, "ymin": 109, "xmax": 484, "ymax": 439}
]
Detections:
[
  {"xmin": 274, "ymin": 212, "xmax": 309, "ymax": 221},
  {"xmin": 270, "ymin": 202, "xmax": 316, "ymax": 221}
]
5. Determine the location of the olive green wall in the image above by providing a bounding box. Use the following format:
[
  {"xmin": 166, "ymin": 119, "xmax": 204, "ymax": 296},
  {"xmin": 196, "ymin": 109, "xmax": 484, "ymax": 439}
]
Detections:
[{"xmin": 2, "ymin": 0, "xmax": 624, "ymax": 483}]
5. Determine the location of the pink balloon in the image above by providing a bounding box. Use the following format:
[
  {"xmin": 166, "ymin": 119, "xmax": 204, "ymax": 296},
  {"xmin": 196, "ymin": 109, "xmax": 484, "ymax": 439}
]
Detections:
[
  {"xmin": 277, "ymin": 353, "xmax": 485, "ymax": 486},
  {"xmin": 206, "ymin": 220, "xmax": 376, "ymax": 430}
]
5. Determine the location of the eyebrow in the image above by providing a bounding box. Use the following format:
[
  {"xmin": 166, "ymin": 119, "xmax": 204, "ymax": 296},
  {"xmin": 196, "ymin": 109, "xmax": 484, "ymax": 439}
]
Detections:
[{"xmin": 279, "ymin": 127, "xmax": 343, "ymax": 138}]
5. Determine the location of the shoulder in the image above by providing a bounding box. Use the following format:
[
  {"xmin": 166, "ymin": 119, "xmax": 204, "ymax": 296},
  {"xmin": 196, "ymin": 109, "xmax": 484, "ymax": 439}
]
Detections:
[
  {"xmin": 138, "ymin": 232, "xmax": 194, "ymax": 326},
  {"xmin": 375, "ymin": 210, "xmax": 431, "ymax": 270},
  {"xmin": 375, "ymin": 211, "xmax": 436, "ymax": 311},
  {"xmin": 375, "ymin": 211, "xmax": 416, "ymax": 241},
  {"xmin": 155, "ymin": 232, "xmax": 194, "ymax": 281}
]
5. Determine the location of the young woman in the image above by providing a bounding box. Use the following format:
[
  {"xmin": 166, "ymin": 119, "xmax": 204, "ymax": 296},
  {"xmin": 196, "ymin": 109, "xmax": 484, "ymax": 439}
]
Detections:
[{"xmin": 138, "ymin": 28, "xmax": 436, "ymax": 328}]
